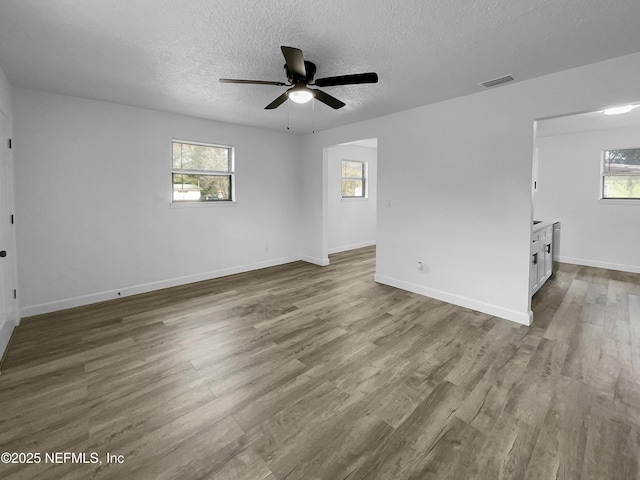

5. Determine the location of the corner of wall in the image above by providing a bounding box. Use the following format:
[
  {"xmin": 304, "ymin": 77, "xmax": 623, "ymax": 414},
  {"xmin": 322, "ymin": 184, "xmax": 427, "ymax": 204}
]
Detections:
[{"xmin": 0, "ymin": 63, "xmax": 17, "ymax": 365}]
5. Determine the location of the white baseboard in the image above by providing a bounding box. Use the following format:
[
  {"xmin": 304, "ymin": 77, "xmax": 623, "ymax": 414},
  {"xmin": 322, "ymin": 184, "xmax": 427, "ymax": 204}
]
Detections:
[
  {"xmin": 0, "ymin": 316, "xmax": 19, "ymax": 371},
  {"xmin": 20, "ymin": 255, "xmax": 303, "ymax": 318},
  {"xmin": 374, "ymin": 273, "xmax": 531, "ymax": 326},
  {"xmin": 328, "ymin": 241, "xmax": 376, "ymax": 255},
  {"xmin": 558, "ymin": 256, "xmax": 640, "ymax": 274},
  {"xmin": 300, "ymin": 255, "xmax": 330, "ymax": 266}
]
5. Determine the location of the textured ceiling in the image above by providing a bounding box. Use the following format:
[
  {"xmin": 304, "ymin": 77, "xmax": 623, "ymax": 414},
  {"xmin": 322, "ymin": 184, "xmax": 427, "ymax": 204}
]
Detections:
[{"xmin": 1, "ymin": 0, "xmax": 640, "ymax": 134}]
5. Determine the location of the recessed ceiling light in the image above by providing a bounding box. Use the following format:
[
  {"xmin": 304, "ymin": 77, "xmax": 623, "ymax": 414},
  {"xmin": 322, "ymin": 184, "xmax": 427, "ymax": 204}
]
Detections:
[{"xmin": 603, "ymin": 104, "xmax": 636, "ymax": 115}]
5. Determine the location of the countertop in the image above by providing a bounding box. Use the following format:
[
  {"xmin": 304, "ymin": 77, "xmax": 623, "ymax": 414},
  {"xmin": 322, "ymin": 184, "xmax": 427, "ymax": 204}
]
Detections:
[{"xmin": 532, "ymin": 218, "xmax": 561, "ymax": 232}]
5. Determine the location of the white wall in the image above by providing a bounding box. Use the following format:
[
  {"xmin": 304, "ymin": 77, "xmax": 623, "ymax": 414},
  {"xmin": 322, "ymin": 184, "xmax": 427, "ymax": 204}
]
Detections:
[
  {"xmin": 299, "ymin": 52, "xmax": 640, "ymax": 326},
  {"xmin": 535, "ymin": 126, "xmax": 640, "ymax": 273},
  {"xmin": 327, "ymin": 142, "xmax": 377, "ymax": 254},
  {"xmin": 0, "ymin": 64, "xmax": 18, "ymax": 361},
  {"xmin": 10, "ymin": 52, "xmax": 640, "ymax": 328},
  {"xmin": 13, "ymin": 88, "xmax": 303, "ymax": 316}
]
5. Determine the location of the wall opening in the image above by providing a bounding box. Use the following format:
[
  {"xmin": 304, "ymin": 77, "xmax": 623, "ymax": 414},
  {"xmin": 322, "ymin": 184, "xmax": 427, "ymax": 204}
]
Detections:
[
  {"xmin": 325, "ymin": 138, "xmax": 378, "ymax": 256},
  {"xmin": 533, "ymin": 101, "xmax": 640, "ymax": 277}
]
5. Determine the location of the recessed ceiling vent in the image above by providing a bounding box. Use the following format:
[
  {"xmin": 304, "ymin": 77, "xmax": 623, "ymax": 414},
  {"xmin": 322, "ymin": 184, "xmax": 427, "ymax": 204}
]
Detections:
[{"xmin": 480, "ymin": 75, "xmax": 514, "ymax": 88}]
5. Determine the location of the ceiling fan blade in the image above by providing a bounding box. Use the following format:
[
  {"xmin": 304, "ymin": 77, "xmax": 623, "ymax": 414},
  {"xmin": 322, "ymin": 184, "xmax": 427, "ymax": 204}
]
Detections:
[
  {"xmin": 265, "ymin": 92, "xmax": 289, "ymax": 110},
  {"xmin": 314, "ymin": 72, "xmax": 378, "ymax": 87},
  {"xmin": 219, "ymin": 78, "xmax": 287, "ymax": 86},
  {"xmin": 311, "ymin": 89, "xmax": 345, "ymax": 109},
  {"xmin": 281, "ymin": 46, "xmax": 306, "ymax": 78}
]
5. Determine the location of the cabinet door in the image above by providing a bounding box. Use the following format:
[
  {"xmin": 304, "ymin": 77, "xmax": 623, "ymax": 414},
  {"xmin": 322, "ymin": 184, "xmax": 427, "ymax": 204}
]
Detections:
[
  {"xmin": 543, "ymin": 240, "xmax": 553, "ymax": 279},
  {"xmin": 530, "ymin": 238, "xmax": 541, "ymax": 295},
  {"xmin": 530, "ymin": 251, "xmax": 540, "ymax": 294}
]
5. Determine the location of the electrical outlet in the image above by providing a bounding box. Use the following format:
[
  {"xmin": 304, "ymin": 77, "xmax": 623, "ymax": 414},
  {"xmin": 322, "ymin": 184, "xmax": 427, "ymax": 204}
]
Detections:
[{"xmin": 417, "ymin": 261, "xmax": 427, "ymax": 274}]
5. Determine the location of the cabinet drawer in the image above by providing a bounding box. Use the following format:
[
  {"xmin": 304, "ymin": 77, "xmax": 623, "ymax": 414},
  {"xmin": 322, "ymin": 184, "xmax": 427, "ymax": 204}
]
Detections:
[{"xmin": 531, "ymin": 240, "xmax": 541, "ymax": 255}]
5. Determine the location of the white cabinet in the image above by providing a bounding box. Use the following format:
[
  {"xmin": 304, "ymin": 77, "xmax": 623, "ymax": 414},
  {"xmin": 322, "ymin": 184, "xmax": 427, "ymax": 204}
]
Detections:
[
  {"xmin": 530, "ymin": 232, "xmax": 541, "ymax": 294},
  {"xmin": 543, "ymin": 236, "xmax": 553, "ymax": 280},
  {"xmin": 530, "ymin": 224, "xmax": 553, "ymax": 296}
]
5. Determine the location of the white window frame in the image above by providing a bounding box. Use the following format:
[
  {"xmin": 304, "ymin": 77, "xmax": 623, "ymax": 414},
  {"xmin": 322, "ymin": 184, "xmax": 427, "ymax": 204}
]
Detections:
[
  {"xmin": 171, "ymin": 139, "xmax": 235, "ymax": 206},
  {"xmin": 600, "ymin": 147, "xmax": 640, "ymax": 204},
  {"xmin": 341, "ymin": 159, "xmax": 367, "ymax": 199}
]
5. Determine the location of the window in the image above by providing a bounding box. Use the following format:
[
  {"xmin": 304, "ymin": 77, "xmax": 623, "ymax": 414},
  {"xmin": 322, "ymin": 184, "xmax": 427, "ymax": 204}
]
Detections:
[
  {"xmin": 341, "ymin": 160, "xmax": 366, "ymax": 198},
  {"xmin": 172, "ymin": 140, "xmax": 234, "ymax": 202},
  {"xmin": 602, "ymin": 148, "xmax": 640, "ymax": 200}
]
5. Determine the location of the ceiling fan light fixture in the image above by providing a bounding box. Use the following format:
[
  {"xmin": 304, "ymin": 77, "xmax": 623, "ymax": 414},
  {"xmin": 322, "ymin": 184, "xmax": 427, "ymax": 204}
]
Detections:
[
  {"xmin": 287, "ymin": 87, "xmax": 314, "ymax": 104},
  {"xmin": 603, "ymin": 104, "xmax": 636, "ymax": 115}
]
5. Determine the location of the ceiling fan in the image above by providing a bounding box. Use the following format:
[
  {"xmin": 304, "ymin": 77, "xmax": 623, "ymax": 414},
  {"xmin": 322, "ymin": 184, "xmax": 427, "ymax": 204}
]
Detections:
[{"xmin": 220, "ymin": 46, "xmax": 378, "ymax": 110}]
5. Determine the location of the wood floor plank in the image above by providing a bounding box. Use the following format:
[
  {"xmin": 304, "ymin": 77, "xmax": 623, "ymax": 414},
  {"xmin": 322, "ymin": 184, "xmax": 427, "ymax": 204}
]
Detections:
[
  {"xmin": 603, "ymin": 279, "xmax": 632, "ymax": 345},
  {"xmin": 560, "ymin": 321, "xmax": 603, "ymax": 383},
  {"xmin": 1, "ymin": 246, "xmax": 639, "ymax": 479},
  {"xmin": 405, "ymin": 416, "xmax": 484, "ymax": 480},
  {"xmin": 205, "ymin": 446, "xmax": 273, "ymax": 480},
  {"xmin": 523, "ymin": 376, "xmax": 591, "ymax": 480},
  {"xmin": 471, "ymin": 412, "xmax": 539, "ymax": 480},
  {"xmin": 92, "ymin": 410, "xmax": 244, "ymax": 479},
  {"xmin": 581, "ymin": 414, "xmax": 638, "ymax": 480},
  {"xmin": 629, "ymin": 293, "xmax": 640, "ymax": 377},
  {"xmin": 503, "ymin": 337, "xmax": 568, "ymax": 426},
  {"xmin": 276, "ymin": 410, "xmax": 394, "ymax": 480},
  {"xmin": 543, "ymin": 278, "xmax": 588, "ymax": 344},
  {"xmin": 346, "ymin": 380, "xmax": 469, "ymax": 480}
]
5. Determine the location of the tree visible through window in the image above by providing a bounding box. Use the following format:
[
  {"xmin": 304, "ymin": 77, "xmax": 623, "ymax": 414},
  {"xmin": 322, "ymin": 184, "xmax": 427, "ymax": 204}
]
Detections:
[
  {"xmin": 602, "ymin": 148, "xmax": 640, "ymax": 199},
  {"xmin": 172, "ymin": 140, "xmax": 234, "ymax": 202},
  {"xmin": 342, "ymin": 160, "xmax": 366, "ymax": 198}
]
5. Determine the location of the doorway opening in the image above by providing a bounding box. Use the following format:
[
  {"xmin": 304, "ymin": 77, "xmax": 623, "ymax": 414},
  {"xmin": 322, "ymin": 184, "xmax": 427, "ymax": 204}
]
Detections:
[
  {"xmin": 325, "ymin": 138, "xmax": 378, "ymax": 256},
  {"xmin": 533, "ymin": 102, "xmax": 640, "ymax": 276}
]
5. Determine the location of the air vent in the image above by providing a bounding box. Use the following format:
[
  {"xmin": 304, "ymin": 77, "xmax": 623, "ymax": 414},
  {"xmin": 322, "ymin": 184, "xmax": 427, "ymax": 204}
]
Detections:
[{"xmin": 481, "ymin": 75, "xmax": 514, "ymax": 88}]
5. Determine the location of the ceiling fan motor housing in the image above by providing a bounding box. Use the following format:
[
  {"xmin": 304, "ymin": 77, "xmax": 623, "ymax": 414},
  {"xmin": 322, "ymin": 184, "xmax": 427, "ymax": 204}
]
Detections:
[{"xmin": 285, "ymin": 61, "xmax": 316, "ymax": 85}]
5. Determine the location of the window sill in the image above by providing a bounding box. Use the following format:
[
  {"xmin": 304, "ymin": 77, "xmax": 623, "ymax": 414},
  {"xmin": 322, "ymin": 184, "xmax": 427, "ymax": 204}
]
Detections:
[
  {"xmin": 341, "ymin": 197, "xmax": 368, "ymax": 202},
  {"xmin": 170, "ymin": 201, "xmax": 237, "ymax": 209},
  {"xmin": 598, "ymin": 198, "xmax": 640, "ymax": 205}
]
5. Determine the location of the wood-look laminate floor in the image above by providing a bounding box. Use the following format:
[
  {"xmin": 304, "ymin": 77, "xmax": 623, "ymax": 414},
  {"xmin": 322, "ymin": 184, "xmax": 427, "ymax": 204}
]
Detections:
[{"xmin": 1, "ymin": 246, "xmax": 639, "ymax": 479}]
